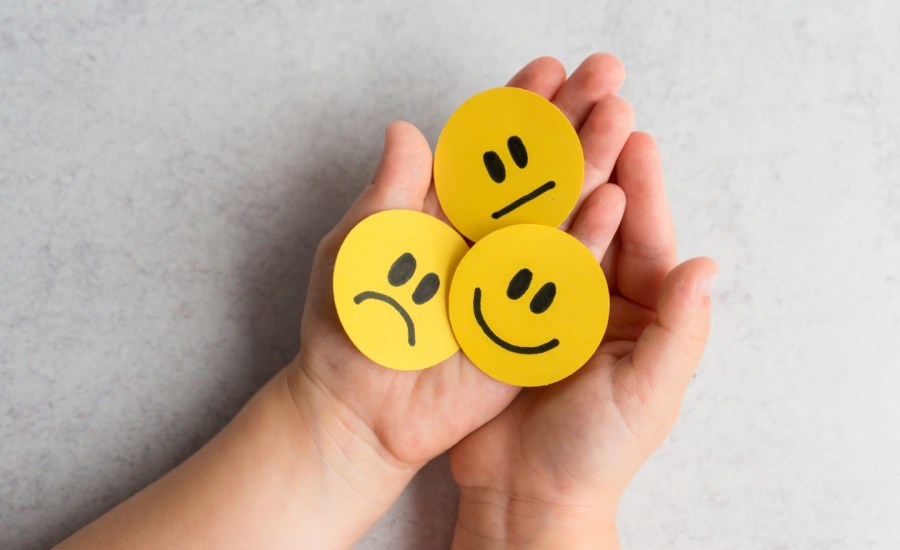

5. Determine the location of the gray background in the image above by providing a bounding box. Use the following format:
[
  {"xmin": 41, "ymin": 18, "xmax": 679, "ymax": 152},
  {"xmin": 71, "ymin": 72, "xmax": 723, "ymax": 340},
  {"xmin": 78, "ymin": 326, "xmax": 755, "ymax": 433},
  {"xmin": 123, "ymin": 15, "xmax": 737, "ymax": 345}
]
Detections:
[{"xmin": 2, "ymin": 1, "xmax": 898, "ymax": 548}]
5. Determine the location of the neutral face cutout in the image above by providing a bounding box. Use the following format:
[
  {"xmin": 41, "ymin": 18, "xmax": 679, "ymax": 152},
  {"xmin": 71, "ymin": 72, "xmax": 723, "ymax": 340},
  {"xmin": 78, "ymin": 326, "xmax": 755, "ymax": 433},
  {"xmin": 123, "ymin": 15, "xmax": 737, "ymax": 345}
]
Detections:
[
  {"xmin": 434, "ymin": 87, "xmax": 584, "ymax": 242},
  {"xmin": 482, "ymin": 136, "xmax": 558, "ymax": 220}
]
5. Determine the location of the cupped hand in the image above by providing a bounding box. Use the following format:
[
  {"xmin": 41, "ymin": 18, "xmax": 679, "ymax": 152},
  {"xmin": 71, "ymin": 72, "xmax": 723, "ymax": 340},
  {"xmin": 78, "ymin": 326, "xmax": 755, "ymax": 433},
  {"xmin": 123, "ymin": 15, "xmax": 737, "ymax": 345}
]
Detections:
[
  {"xmin": 288, "ymin": 54, "xmax": 638, "ymax": 476},
  {"xmin": 449, "ymin": 55, "xmax": 718, "ymax": 531}
]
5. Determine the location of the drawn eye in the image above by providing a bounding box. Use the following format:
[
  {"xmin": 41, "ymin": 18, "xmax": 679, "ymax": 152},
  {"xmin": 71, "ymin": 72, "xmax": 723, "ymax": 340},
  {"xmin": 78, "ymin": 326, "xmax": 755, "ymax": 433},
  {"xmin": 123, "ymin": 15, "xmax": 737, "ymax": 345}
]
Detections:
[
  {"xmin": 507, "ymin": 136, "xmax": 527, "ymax": 169},
  {"xmin": 483, "ymin": 151, "xmax": 506, "ymax": 183},
  {"xmin": 388, "ymin": 252, "xmax": 416, "ymax": 286},
  {"xmin": 507, "ymin": 268, "xmax": 533, "ymax": 300},
  {"xmin": 412, "ymin": 273, "xmax": 440, "ymax": 304},
  {"xmin": 529, "ymin": 282, "xmax": 556, "ymax": 314}
]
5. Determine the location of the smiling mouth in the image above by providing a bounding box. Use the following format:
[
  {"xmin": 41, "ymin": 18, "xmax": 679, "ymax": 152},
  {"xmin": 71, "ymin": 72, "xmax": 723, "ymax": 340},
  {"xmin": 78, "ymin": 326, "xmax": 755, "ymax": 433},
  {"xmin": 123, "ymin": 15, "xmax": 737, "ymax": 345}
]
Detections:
[
  {"xmin": 354, "ymin": 291, "xmax": 416, "ymax": 346},
  {"xmin": 472, "ymin": 288, "xmax": 559, "ymax": 355},
  {"xmin": 491, "ymin": 181, "xmax": 556, "ymax": 219}
]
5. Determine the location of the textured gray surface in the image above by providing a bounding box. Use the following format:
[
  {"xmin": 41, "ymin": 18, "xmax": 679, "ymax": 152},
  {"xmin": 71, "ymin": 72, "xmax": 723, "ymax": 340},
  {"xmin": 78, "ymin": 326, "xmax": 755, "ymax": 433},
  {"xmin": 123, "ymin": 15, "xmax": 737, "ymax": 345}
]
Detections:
[{"xmin": 2, "ymin": 1, "xmax": 899, "ymax": 548}]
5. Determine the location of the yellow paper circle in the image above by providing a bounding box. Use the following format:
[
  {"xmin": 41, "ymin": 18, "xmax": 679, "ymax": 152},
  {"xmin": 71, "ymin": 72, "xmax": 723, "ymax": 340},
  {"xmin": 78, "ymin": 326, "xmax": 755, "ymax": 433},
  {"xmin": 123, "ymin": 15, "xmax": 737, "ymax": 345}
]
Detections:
[
  {"xmin": 448, "ymin": 224, "xmax": 609, "ymax": 386},
  {"xmin": 434, "ymin": 87, "xmax": 584, "ymax": 242},
  {"xmin": 333, "ymin": 210, "xmax": 469, "ymax": 371}
]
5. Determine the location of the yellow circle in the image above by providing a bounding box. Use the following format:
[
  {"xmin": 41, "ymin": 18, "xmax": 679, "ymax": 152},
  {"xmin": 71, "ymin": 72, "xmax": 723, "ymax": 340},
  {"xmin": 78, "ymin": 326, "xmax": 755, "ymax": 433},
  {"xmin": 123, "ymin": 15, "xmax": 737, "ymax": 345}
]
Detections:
[
  {"xmin": 448, "ymin": 224, "xmax": 609, "ymax": 386},
  {"xmin": 434, "ymin": 87, "xmax": 584, "ymax": 242},
  {"xmin": 333, "ymin": 210, "xmax": 469, "ymax": 370}
]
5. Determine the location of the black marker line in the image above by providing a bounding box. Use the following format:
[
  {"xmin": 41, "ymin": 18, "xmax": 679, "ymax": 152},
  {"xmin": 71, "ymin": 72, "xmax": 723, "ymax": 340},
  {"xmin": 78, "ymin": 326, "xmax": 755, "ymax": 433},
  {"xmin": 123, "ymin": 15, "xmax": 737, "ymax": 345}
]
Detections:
[
  {"xmin": 473, "ymin": 288, "xmax": 559, "ymax": 355},
  {"xmin": 354, "ymin": 291, "xmax": 416, "ymax": 346},
  {"xmin": 491, "ymin": 181, "xmax": 556, "ymax": 219}
]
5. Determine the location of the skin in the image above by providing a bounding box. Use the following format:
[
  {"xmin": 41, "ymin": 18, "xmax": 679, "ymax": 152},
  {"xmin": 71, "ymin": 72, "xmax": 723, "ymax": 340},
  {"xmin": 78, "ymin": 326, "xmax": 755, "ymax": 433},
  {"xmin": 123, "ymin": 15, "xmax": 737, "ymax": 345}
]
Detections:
[
  {"xmin": 450, "ymin": 55, "xmax": 718, "ymax": 549},
  {"xmin": 56, "ymin": 53, "xmax": 716, "ymax": 549}
]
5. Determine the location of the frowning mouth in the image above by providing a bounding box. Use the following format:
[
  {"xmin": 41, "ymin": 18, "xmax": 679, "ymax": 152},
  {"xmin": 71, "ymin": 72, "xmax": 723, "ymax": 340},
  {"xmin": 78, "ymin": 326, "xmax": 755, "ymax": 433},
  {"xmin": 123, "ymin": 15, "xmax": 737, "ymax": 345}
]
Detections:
[
  {"xmin": 472, "ymin": 288, "xmax": 559, "ymax": 355},
  {"xmin": 491, "ymin": 181, "xmax": 556, "ymax": 219},
  {"xmin": 354, "ymin": 291, "xmax": 416, "ymax": 346}
]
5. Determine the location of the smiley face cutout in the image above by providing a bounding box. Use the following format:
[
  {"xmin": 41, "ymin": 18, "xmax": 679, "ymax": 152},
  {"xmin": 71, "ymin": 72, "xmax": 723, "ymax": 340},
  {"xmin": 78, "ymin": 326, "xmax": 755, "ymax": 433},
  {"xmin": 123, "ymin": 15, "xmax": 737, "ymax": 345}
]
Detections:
[
  {"xmin": 448, "ymin": 224, "xmax": 609, "ymax": 386},
  {"xmin": 434, "ymin": 87, "xmax": 584, "ymax": 242},
  {"xmin": 334, "ymin": 210, "xmax": 469, "ymax": 371}
]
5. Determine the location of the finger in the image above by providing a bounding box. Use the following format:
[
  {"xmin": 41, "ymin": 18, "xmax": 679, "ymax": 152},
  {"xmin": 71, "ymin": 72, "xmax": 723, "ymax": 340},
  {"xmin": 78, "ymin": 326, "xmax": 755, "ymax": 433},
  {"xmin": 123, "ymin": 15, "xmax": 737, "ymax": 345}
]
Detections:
[
  {"xmin": 601, "ymin": 295, "xmax": 656, "ymax": 343},
  {"xmin": 329, "ymin": 120, "xmax": 433, "ymax": 239},
  {"xmin": 422, "ymin": 185, "xmax": 454, "ymax": 228},
  {"xmin": 559, "ymin": 95, "xmax": 634, "ymax": 230},
  {"xmin": 615, "ymin": 132, "xmax": 678, "ymax": 309},
  {"xmin": 551, "ymin": 53, "xmax": 626, "ymax": 130},
  {"xmin": 567, "ymin": 183, "xmax": 625, "ymax": 263},
  {"xmin": 580, "ymin": 96, "xmax": 635, "ymax": 193},
  {"xmin": 599, "ymin": 233, "xmax": 619, "ymax": 293},
  {"xmin": 506, "ymin": 56, "xmax": 567, "ymax": 99},
  {"xmin": 626, "ymin": 257, "xmax": 718, "ymax": 398}
]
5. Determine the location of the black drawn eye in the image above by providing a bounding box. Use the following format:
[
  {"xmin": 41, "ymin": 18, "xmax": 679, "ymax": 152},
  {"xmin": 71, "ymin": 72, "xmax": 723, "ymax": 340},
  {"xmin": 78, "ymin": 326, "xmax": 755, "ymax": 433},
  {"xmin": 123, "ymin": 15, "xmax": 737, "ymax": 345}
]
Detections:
[
  {"xmin": 529, "ymin": 282, "xmax": 556, "ymax": 314},
  {"xmin": 507, "ymin": 136, "xmax": 527, "ymax": 169},
  {"xmin": 412, "ymin": 273, "xmax": 440, "ymax": 305},
  {"xmin": 483, "ymin": 151, "xmax": 506, "ymax": 183},
  {"xmin": 506, "ymin": 268, "xmax": 533, "ymax": 300},
  {"xmin": 388, "ymin": 253, "xmax": 416, "ymax": 286}
]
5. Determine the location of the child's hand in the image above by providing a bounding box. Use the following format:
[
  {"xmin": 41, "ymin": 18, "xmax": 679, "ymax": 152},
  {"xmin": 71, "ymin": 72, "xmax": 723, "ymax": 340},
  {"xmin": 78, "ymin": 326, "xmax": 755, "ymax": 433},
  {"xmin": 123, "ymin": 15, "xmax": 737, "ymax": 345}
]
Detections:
[
  {"xmin": 59, "ymin": 54, "xmax": 667, "ymax": 550},
  {"xmin": 286, "ymin": 54, "xmax": 639, "ymax": 540},
  {"xmin": 448, "ymin": 64, "xmax": 718, "ymax": 548}
]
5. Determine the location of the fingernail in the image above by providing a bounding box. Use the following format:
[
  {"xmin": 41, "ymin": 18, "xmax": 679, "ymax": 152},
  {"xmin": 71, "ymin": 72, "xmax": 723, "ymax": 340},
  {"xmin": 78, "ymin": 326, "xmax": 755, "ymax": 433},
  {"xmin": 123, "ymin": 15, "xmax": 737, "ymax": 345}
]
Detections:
[{"xmin": 697, "ymin": 274, "xmax": 718, "ymax": 297}]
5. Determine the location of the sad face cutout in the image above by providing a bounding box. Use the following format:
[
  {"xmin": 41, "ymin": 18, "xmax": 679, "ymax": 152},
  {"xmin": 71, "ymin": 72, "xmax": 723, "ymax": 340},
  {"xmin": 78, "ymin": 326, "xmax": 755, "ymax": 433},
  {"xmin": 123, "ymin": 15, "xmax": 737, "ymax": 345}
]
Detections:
[
  {"xmin": 448, "ymin": 224, "xmax": 609, "ymax": 386},
  {"xmin": 434, "ymin": 87, "xmax": 584, "ymax": 242},
  {"xmin": 333, "ymin": 210, "xmax": 469, "ymax": 371}
]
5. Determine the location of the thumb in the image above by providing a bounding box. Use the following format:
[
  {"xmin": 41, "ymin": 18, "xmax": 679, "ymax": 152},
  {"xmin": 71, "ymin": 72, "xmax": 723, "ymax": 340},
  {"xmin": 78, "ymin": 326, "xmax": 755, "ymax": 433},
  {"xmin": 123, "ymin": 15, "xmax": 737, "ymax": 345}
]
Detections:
[
  {"xmin": 329, "ymin": 120, "xmax": 433, "ymax": 239},
  {"xmin": 628, "ymin": 256, "xmax": 718, "ymax": 398}
]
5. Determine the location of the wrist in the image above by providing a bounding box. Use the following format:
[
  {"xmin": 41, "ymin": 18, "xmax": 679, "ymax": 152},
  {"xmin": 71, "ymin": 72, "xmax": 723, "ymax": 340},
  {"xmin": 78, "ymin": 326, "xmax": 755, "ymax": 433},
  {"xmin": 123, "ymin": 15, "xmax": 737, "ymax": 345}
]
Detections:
[
  {"xmin": 452, "ymin": 486, "xmax": 619, "ymax": 550},
  {"xmin": 279, "ymin": 360, "xmax": 421, "ymax": 543},
  {"xmin": 57, "ymin": 364, "xmax": 418, "ymax": 549}
]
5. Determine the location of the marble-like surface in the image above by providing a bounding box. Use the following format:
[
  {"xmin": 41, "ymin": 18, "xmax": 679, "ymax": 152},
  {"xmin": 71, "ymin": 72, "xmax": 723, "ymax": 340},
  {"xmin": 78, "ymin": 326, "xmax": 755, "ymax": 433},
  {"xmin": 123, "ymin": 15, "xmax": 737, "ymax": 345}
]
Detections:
[{"xmin": 2, "ymin": 1, "xmax": 899, "ymax": 548}]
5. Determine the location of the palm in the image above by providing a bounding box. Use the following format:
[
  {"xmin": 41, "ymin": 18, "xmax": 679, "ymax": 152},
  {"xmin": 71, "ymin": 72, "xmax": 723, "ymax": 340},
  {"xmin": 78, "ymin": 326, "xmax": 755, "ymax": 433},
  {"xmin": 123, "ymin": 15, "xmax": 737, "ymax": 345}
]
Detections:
[
  {"xmin": 291, "ymin": 112, "xmax": 556, "ymax": 465},
  {"xmin": 291, "ymin": 54, "xmax": 713, "ymax": 480},
  {"xmin": 289, "ymin": 54, "xmax": 637, "ymax": 468},
  {"xmin": 291, "ymin": 210, "xmax": 513, "ymax": 465},
  {"xmin": 449, "ymin": 55, "xmax": 716, "ymax": 503},
  {"xmin": 300, "ymin": 294, "xmax": 511, "ymax": 465},
  {"xmin": 450, "ymin": 268, "xmax": 669, "ymax": 501}
]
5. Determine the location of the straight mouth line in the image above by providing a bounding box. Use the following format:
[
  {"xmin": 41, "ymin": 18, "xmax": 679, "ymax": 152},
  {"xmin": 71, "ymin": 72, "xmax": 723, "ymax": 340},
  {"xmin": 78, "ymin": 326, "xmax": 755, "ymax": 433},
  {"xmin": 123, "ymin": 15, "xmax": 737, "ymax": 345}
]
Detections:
[
  {"xmin": 491, "ymin": 181, "xmax": 556, "ymax": 219},
  {"xmin": 354, "ymin": 291, "xmax": 416, "ymax": 346},
  {"xmin": 473, "ymin": 288, "xmax": 559, "ymax": 355}
]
